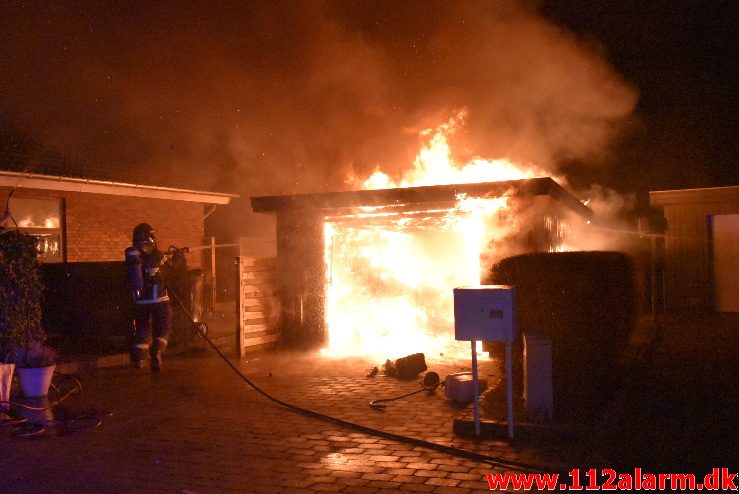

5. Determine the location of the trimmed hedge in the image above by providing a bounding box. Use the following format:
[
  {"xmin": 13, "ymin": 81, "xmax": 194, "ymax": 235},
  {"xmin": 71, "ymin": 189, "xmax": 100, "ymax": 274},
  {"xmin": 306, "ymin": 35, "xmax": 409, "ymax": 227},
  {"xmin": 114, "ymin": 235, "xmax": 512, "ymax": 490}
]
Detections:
[
  {"xmin": 42, "ymin": 262, "xmax": 132, "ymax": 357},
  {"xmin": 41, "ymin": 261, "xmax": 205, "ymax": 359},
  {"xmin": 487, "ymin": 251, "xmax": 638, "ymax": 421}
]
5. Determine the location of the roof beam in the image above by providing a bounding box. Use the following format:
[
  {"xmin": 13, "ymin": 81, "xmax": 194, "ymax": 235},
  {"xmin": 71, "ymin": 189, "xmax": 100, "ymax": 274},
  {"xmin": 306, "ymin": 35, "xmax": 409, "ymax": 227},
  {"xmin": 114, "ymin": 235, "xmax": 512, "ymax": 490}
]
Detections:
[{"xmin": 0, "ymin": 170, "xmax": 238, "ymax": 204}]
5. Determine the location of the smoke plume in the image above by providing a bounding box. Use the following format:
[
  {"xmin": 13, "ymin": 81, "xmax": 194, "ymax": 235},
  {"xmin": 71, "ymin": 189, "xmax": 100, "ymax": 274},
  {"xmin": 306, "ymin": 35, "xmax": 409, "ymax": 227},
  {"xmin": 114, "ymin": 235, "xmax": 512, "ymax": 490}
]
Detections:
[{"xmin": 0, "ymin": 1, "xmax": 637, "ymax": 235}]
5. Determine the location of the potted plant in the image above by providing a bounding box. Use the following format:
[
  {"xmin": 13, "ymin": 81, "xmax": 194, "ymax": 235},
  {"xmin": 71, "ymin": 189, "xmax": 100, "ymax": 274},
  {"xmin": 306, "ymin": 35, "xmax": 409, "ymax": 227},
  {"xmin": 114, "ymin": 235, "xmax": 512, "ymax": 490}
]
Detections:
[
  {"xmin": 13, "ymin": 343, "xmax": 58, "ymax": 398},
  {"xmin": 0, "ymin": 230, "xmax": 57, "ymax": 398}
]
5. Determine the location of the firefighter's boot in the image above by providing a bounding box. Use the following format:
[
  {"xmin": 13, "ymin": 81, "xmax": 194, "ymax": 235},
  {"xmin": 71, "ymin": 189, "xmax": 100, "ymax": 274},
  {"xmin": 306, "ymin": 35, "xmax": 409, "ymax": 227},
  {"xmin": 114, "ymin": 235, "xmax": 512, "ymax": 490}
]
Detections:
[
  {"xmin": 150, "ymin": 337, "xmax": 167, "ymax": 373},
  {"xmin": 150, "ymin": 351, "xmax": 162, "ymax": 373},
  {"xmin": 131, "ymin": 345, "xmax": 146, "ymax": 369}
]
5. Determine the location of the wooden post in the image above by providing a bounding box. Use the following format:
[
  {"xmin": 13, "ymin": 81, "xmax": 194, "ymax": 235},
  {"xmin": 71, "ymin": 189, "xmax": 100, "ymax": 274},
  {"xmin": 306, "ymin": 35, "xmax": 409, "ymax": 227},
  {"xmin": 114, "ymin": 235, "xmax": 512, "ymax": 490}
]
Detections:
[
  {"xmin": 235, "ymin": 256, "xmax": 243, "ymax": 358},
  {"xmin": 471, "ymin": 340, "xmax": 480, "ymax": 436},
  {"xmin": 210, "ymin": 236, "xmax": 217, "ymax": 315}
]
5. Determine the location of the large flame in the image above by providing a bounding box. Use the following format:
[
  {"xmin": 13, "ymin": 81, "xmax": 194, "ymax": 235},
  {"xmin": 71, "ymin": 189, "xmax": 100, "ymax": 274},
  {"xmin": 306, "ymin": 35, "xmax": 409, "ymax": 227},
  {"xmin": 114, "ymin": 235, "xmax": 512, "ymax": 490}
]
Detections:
[
  {"xmin": 324, "ymin": 112, "xmax": 553, "ymax": 359},
  {"xmin": 356, "ymin": 111, "xmax": 549, "ymax": 191}
]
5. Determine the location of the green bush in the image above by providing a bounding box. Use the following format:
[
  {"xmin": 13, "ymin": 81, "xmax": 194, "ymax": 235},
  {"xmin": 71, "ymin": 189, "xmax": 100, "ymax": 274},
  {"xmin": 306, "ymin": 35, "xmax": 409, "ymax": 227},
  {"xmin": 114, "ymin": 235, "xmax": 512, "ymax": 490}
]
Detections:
[
  {"xmin": 0, "ymin": 231, "xmax": 45, "ymax": 363},
  {"xmin": 489, "ymin": 251, "xmax": 637, "ymax": 345}
]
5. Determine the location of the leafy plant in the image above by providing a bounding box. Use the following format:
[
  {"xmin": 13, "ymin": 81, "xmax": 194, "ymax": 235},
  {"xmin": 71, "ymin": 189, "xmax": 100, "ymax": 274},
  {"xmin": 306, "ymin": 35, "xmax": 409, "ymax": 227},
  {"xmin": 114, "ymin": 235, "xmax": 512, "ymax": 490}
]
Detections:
[
  {"xmin": 0, "ymin": 230, "xmax": 49, "ymax": 366},
  {"xmin": 11, "ymin": 344, "xmax": 58, "ymax": 368}
]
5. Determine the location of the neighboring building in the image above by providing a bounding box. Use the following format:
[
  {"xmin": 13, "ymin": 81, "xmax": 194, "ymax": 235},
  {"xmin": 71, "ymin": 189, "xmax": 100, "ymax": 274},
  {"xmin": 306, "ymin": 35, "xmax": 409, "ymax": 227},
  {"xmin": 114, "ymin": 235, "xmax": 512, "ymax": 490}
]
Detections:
[
  {"xmin": 1, "ymin": 169, "xmax": 239, "ymax": 356},
  {"xmin": 650, "ymin": 185, "xmax": 739, "ymax": 312},
  {"xmin": 1, "ymin": 170, "xmax": 237, "ymax": 266}
]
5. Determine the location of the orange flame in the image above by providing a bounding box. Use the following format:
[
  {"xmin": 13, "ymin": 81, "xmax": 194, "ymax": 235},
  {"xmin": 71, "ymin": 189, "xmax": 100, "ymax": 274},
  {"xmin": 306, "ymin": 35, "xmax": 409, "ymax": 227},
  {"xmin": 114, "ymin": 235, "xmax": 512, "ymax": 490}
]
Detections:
[
  {"xmin": 355, "ymin": 111, "xmax": 551, "ymax": 191},
  {"xmin": 324, "ymin": 112, "xmax": 553, "ymax": 359}
]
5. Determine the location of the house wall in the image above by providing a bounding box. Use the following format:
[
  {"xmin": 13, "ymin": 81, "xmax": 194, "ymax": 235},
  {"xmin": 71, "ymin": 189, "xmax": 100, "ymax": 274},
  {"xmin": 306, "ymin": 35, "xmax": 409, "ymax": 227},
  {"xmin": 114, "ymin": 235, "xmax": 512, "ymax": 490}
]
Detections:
[
  {"xmin": 650, "ymin": 186, "xmax": 739, "ymax": 312},
  {"xmin": 1, "ymin": 186, "xmax": 205, "ymax": 266}
]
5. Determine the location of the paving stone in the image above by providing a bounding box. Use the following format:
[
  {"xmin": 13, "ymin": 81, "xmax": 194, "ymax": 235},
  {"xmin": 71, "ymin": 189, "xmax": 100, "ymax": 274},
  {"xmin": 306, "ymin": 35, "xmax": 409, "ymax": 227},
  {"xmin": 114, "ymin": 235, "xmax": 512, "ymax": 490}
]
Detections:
[
  {"xmin": 341, "ymin": 486, "xmax": 381, "ymax": 494},
  {"xmin": 430, "ymin": 486, "xmax": 469, "ymax": 494},
  {"xmin": 390, "ymin": 474, "xmax": 419, "ymax": 483},
  {"xmin": 331, "ymin": 471, "xmax": 365, "ymax": 479},
  {"xmin": 311, "ymin": 482, "xmax": 344, "ymax": 491},
  {"xmin": 362, "ymin": 442, "xmax": 388, "ymax": 451},
  {"xmin": 430, "ymin": 458, "xmax": 465, "ymax": 466},
  {"xmin": 436, "ymin": 464, "xmax": 471, "ymax": 473},
  {"xmin": 385, "ymin": 468, "xmax": 415, "ymax": 476},
  {"xmin": 366, "ymin": 480, "xmax": 407, "ymax": 490},
  {"xmin": 360, "ymin": 473, "xmax": 395, "ymax": 482},
  {"xmin": 425, "ymin": 477, "xmax": 461, "ymax": 487},
  {"xmin": 392, "ymin": 450, "xmax": 425, "ymax": 457},
  {"xmin": 341, "ymin": 447, "xmax": 368, "ymax": 454},
  {"xmin": 400, "ymin": 484, "xmax": 437, "ymax": 492},
  {"xmin": 457, "ymin": 479, "xmax": 484, "ymax": 489},
  {"xmin": 367, "ymin": 455, "xmax": 400, "ymax": 462},
  {"xmin": 405, "ymin": 462, "xmax": 441, "ymax": 470},
  {"xmin": 415, "ymin": 469, "xmax": 449, "ymax": 478},
  {"xmin": 448, "ymin": 472, "xmax": 482, "ymax": 481}
]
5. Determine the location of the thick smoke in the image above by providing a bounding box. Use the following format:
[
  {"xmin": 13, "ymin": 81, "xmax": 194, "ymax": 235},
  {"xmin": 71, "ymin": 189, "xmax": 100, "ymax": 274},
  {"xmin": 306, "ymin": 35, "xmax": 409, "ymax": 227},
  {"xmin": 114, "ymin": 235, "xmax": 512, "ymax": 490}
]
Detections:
[{"xmin": 0, "ymin": 1, "xmax": 637, "ymax": 236}]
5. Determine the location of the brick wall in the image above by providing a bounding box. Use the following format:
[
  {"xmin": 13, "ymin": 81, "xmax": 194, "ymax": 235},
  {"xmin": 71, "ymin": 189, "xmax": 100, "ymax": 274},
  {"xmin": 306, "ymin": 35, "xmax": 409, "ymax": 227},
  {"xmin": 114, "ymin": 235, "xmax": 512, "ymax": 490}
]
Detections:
[{"xmin": 1, "ymin": 186, "xmax": 205, "ymax": 266}]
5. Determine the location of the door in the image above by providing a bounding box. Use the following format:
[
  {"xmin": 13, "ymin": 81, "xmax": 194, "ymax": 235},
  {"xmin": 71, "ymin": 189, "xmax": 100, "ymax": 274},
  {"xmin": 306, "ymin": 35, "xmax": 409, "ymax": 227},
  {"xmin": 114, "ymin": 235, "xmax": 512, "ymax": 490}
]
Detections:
[{"xmin": 712, "ymin": 214, "xmax": 739, "ymax": 312}]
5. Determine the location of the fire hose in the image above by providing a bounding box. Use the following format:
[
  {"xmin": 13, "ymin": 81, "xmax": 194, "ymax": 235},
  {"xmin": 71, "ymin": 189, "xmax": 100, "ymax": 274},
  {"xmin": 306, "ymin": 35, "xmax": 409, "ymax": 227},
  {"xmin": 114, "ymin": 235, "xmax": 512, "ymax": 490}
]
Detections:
[
  {"xmin": 163, "ymin": 257, "xmax": 550, "ymax": 474},
  {"xmin": 1, "ymin": 373, "xmax": 113, "ymax": 438},
  {"xmin": 369, "ymin": 371, "xmax": 444, "ymax": 410},
  {"xmin": 2, "ymin": 188, "xmax": 18, "ymax": 232}
]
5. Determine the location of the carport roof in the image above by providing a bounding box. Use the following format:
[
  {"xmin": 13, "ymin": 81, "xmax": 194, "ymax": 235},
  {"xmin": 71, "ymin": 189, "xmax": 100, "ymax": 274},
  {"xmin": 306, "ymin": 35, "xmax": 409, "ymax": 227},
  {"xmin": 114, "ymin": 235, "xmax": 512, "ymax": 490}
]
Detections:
[{"xmin": 251, "ymin": 177, "xmax": 593, "ymax": 220}]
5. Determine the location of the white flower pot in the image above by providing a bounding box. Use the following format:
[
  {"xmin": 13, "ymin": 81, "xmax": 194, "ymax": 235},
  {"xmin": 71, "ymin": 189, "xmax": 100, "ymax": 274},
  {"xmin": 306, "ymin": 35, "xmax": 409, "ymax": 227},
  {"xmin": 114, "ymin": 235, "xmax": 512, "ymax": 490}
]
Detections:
[
  {"xmin": 0, "ymin": 363, "xmax": 14, "ymax": 410},
  {"xmin": 17, "ymin": 365, "xmax": 56, "ymax": 398}
]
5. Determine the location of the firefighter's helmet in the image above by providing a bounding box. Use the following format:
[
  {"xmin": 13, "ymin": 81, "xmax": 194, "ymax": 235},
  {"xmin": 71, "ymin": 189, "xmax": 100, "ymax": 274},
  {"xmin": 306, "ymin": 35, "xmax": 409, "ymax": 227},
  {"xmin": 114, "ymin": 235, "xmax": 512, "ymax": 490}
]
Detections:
[{"xmin": 132, "ymin": 223, "xmax": 157, "ymax": 247}]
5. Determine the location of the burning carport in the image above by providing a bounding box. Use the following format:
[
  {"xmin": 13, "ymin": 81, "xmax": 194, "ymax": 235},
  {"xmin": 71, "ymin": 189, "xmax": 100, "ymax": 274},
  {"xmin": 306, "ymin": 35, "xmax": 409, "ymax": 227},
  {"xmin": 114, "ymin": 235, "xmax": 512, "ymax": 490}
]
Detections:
[{"xmin": 250, "ymin": 177, "xmax": 592, "ymax": 357}]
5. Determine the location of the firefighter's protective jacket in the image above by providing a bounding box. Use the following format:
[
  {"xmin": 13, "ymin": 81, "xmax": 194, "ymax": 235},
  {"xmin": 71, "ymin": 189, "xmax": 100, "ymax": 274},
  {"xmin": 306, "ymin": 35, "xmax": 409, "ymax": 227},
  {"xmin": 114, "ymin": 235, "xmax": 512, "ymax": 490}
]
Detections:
[{"xmin": 125, "ymin": 246, "xmax": 170, "ymax": 304}]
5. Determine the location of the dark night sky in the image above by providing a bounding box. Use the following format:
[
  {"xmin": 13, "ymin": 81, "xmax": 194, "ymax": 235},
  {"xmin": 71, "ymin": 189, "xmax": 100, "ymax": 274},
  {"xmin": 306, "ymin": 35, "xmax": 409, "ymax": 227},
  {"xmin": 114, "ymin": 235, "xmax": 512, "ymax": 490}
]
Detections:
[
  {"xmin": 1, "ymin": 0, "xmax": 736, "ymax": 237},
  {"xmin": 541, "ymin": 0, "xmax": 738, "ymax": 194}
]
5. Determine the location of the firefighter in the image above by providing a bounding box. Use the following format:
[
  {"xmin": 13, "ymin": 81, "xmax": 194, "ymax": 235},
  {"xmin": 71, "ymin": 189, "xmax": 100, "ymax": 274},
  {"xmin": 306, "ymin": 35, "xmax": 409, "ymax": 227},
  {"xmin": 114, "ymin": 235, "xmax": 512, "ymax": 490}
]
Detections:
[{"xmin": 125, "ymin": 223, "xmax": 172, "ymax": 372}]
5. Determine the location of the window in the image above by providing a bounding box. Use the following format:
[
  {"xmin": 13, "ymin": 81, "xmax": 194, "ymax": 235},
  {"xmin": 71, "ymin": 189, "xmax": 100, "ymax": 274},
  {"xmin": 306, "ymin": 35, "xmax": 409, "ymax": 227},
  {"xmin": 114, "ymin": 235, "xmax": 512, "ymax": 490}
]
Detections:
[{"xmin": 7, "ymin": 196, "xmax": 64, "ymax": 262}]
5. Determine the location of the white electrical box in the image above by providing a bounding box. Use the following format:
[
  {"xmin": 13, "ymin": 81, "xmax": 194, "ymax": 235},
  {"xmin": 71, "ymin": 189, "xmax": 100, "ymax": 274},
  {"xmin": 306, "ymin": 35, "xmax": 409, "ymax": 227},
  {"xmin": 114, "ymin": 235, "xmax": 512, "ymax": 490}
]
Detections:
[
  {"xmin": 523, "ymin": 332, "xmax": 553, "ymax": 423},
  {"xmin": 453, "ymin": 286, "xmax": 516, "ymax": 342},
  {"xmin": 445, "ymin": 372, "xmax": 488, "ymax": 402}
]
